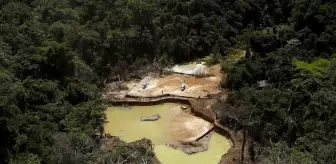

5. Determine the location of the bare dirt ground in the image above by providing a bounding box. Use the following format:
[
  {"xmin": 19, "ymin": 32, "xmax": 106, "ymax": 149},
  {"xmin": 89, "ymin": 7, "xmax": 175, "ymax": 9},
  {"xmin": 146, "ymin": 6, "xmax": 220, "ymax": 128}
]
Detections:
[
  {"xmin": 171, "ymin": 112, "xmax": 214, "ymax": 143},
  {"xmin": 125, "ymin": 64, "xmax": 223, "ymax": 98},
  {"xmin": 104, "ymin": 81, "xmax": 137, "ymax": 99}
]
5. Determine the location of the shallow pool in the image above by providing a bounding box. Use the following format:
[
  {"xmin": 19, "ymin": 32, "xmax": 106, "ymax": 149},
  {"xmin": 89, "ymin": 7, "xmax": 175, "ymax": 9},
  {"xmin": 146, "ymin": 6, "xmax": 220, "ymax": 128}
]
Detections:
[{"xmin": 105, "ymin": 103, "xmax": 231, "ymax": 164}]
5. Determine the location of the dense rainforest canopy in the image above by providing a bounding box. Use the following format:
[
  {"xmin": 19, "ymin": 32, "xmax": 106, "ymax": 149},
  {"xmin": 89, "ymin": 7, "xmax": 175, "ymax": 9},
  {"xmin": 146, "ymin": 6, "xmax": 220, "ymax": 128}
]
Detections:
[{"xmin": 0, "ymin": 0, "xmax": 335, "ymax": 163}]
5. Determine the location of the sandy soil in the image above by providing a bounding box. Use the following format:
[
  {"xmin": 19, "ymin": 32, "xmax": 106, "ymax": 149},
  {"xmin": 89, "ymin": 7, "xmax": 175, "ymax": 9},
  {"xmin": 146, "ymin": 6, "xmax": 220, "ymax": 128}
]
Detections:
[
  {"xmin": 171, "ymin": 112, "xmax": 214, "ymax": 143},
  {"xmin": 126, "ymin": 64, "xmax": 223, "ymax": 98},
  {"xmin": 170, "ymin": 63, "xmax": 208, "ymax": 75},
  {"xmin": 104, "ymin": 81, "xmax": 137, "ymax": 99}
]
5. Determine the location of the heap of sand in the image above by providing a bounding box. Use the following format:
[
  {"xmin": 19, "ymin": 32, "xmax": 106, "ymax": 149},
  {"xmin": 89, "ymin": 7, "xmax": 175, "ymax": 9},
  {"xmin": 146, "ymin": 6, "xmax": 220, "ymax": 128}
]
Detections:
[
  {"xmin": 170, "ymin": 63, "xmax": 209, "ymax": 76},
  {"xmin": 167, "ymin": 112, "xmax": 214, "ymax": 154},
  {"xmin": 171, "ymin": 112, "xmax": 214, "ymax": 143}
]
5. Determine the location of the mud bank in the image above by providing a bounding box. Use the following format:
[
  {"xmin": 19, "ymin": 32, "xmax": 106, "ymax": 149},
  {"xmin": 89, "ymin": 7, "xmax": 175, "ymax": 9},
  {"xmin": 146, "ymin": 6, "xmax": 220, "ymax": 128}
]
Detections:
[{"xmin": 108, "ymin": 95, "xmax": 191, "ymax": 106}]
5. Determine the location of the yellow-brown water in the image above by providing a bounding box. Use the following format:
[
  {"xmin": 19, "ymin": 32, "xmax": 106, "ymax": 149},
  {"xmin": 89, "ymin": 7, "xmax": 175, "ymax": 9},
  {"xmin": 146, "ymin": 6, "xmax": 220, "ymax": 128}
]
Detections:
[{"xmin": 105, "ymin": 103, "xmax": 231, "ymax": 164}]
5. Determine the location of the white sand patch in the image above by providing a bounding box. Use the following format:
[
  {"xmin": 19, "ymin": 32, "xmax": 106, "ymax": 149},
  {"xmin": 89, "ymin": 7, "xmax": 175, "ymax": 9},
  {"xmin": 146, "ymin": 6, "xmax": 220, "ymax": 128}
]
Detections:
[{"xmin": 170, "ymin": 63, "xmax": 209, "ymax": 76}]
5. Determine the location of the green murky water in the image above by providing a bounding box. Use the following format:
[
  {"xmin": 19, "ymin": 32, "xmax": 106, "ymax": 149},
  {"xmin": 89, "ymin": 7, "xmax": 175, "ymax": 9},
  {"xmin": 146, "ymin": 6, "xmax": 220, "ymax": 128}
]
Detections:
[{"xmin": 105, "ymin": 103, "xmax": 231, "ymax": 164}]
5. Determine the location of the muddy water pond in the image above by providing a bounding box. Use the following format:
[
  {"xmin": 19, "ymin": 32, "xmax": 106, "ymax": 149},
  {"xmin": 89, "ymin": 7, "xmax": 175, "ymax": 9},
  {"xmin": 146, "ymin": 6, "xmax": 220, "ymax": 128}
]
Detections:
[{"xmin": 105, "ymin": 103, "xmax": 231, "ymax": 164}]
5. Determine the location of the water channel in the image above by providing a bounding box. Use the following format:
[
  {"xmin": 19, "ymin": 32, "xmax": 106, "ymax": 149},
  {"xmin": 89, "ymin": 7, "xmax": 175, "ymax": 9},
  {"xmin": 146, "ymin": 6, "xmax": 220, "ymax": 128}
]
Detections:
[{"xmin": 105, "ymin": 103, "xmax": 231, "ymax": 164}]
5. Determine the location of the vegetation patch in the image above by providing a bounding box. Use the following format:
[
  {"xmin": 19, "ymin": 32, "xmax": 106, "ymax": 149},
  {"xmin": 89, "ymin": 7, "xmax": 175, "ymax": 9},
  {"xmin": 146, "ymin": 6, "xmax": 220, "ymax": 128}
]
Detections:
[
  {"xmin": 292, "ymin": 58, "xmax": 330, "ymax": 76},
  {"xmin": 221, "ymin": 49, "xmax": 246, "ymax": 72},
  {"xmin": 195, "ymin": 56, "xmax": 212, "ymax": 65}
]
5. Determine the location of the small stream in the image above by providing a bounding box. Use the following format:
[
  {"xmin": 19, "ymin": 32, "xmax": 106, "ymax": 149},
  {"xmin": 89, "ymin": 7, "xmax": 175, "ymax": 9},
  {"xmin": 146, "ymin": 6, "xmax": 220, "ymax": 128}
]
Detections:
[{"xmin": 105, "ymin": 103, "xmax": 231, "ymax": 164}]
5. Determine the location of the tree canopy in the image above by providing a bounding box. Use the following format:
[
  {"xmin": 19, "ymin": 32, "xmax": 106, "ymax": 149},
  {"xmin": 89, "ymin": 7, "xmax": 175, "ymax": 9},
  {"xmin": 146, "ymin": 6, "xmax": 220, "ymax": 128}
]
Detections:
[{"xmin": 1, "ymin": 0, "xmax": 336, "ymax": 163}]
